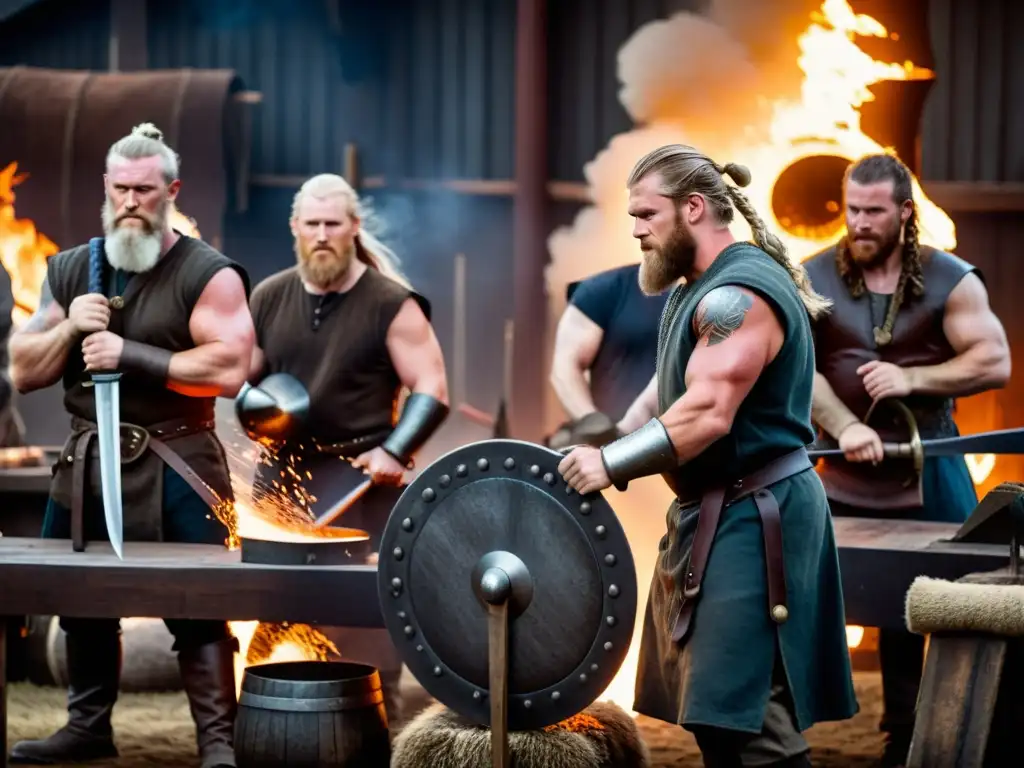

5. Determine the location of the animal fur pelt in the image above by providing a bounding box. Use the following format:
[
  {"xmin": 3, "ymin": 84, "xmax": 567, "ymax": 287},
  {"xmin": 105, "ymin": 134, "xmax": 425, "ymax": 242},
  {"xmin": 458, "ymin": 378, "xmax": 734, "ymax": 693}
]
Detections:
[
  {"xmin": 905, "ymin": 571, "xmax": 1024, "ymax": 637},
  {"xmin": 391, "ymin": 700, "xmax": 651, "ymax": 768}
]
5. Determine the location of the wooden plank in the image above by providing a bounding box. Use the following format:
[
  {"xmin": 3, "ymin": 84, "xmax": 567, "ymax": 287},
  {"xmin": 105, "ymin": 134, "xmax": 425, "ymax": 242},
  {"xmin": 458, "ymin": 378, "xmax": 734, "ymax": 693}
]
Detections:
[
  {"xmin": 246, "ymin": 175, "xmax": 1024, "ymax": 211},
  {"xmin": 907, "ymin": 633, "xmax": 1006, "ymax": 768},
  {"xmin": 0, "ymin": 538, "xmax": 382, "ymax": 627}
]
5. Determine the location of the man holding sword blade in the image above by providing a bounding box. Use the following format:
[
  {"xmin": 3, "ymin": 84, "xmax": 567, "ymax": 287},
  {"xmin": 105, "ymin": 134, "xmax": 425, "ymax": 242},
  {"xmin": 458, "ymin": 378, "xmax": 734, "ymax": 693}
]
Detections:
[
  {"xmin": 241, "ymin": 173, "xmax": 449, "ymax": 725},
  {"xmin": 7, "ymin": 123, "xmax": 254, "ymax": 767},
  {"xmin": 804, "ymin": 153, "xmax": 1012, "ymax": 768}
]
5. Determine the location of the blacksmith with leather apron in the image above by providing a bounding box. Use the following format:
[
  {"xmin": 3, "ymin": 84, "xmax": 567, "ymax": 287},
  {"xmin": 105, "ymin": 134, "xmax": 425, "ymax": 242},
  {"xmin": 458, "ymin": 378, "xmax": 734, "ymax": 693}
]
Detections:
[
  {"xmin": 7, "ymin": 124, "xmax": 254, "ymax": 767},
  {"xmin": 241, "ymin": 173, "xmax": 449, "ymax": 726},
  {"xmin": 804, "ymin": 154, "xmax": 1011, "ymax": 767},
  {"xmin": 559, "ymin": 145, "xmax": 858, "ymax": 767}
]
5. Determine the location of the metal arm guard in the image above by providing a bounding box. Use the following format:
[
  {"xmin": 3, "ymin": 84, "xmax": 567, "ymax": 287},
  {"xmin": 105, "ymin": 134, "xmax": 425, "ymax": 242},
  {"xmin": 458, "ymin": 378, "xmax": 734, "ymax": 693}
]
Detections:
[
  {"xmin": 600, "ymin": 418, "xmax": 678, "ymax": 491},
  {"xmin": 381, "ymin": 393, "xmax": 450, "ymax": 466}
]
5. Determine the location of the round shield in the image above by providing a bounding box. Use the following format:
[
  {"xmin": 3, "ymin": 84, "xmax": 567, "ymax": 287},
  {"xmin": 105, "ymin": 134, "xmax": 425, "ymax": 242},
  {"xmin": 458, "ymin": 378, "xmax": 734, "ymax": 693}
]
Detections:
[{"xmin": 377, "ymin": 439, "xmax": 638, "ymax": 730}]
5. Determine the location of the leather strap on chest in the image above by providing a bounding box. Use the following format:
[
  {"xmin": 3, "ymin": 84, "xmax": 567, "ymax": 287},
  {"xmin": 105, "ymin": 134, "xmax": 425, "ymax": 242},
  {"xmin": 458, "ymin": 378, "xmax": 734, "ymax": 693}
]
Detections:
[{"xmin": 670, "ymin": 447, "xmax": 813, "ymax": 644}]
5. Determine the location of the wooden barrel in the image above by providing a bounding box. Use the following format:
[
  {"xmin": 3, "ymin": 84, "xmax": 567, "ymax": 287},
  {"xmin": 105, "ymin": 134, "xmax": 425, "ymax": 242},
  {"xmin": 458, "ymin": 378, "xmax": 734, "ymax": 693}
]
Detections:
[{"xmin": 235, "ymin": 660, "xmax": 391, "ymax": 767}]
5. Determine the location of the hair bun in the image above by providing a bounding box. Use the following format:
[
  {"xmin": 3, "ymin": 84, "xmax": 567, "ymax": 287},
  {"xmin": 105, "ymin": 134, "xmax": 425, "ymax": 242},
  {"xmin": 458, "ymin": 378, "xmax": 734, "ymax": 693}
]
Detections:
[
  {"xmin": 723, "ymin": 162, "xmax": 752, "ymax": 188},
  {"xmin": 131, "ymin": 122, "xmax": 164, "ymax": 142}
]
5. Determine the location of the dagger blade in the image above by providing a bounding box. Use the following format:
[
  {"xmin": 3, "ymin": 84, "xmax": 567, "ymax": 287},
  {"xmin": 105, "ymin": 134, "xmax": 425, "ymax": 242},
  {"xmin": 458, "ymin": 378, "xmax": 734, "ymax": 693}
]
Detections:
[{"xmin": 93, "ymin": 371, "xmax": 124, "ymax": 559}]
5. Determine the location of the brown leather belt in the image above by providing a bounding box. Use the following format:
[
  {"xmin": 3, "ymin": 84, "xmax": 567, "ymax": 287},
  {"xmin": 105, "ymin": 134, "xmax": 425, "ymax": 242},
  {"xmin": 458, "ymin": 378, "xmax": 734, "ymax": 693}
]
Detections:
[
  {"xmin": 67, "ymin": 415, "xmax": 218, "ymax": 552},
  {"xmin": 311, "ymin": 429, "xmax": 392, "ymax": 460},
  {"xmin": 670, "ymin": 447, "xmax": 813, "ymax": 644}
]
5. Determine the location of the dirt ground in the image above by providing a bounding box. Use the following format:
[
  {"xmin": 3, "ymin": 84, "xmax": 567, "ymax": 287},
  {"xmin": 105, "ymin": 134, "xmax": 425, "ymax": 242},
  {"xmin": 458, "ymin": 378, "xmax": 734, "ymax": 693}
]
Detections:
[{"xmin": 7, "ymin": 671, "xmax": 887, "ymax": 767}]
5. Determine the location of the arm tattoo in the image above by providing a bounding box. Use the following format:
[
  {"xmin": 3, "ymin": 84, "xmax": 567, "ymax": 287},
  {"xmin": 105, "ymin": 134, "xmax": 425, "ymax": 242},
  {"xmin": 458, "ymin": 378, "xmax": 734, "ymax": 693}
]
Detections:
[
  {"xmin": 694, "ymin": 286, "xmax": 753, "ymax": 346},
  {"xmin": 19, "ymin": 278, "xmax": 57, "ymax": 333}
]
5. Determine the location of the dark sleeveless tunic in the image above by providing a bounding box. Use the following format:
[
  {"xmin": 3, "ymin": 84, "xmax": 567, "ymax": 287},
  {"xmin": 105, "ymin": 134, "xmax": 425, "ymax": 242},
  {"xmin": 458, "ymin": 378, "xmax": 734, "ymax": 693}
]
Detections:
[
  {"xmin": 46, "ymin": 234, "xmax": 246, "ymax": 541},
  {"xmin": 249, "ymin": 266, "xmax": 424, "ymax": 545},
  {"xmin": 804, "ymin": 245, "xmax": 980, "ymax": 517},
  {"xmin": 633, "ymin": 243, "xmax": 858, "ymax": 734}
]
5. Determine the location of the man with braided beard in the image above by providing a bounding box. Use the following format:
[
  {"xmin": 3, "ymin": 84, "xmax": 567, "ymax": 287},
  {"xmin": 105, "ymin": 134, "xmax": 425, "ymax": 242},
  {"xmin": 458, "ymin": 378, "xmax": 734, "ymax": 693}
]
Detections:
[
  {"xmin": 804, "ymin": 153, "xmax": 1010, "ymax": 767},
  {"xmin": 559, "ymin": 144, "xmax": 857, "ymax": 767}
]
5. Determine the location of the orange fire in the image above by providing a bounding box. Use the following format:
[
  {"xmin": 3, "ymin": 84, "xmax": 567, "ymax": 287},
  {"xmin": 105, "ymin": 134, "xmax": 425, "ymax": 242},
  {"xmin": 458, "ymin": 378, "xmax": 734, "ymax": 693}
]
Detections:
[
  {"xmin": 547, "ymin": 0, "xmax": 995, "ymax": 712},
  {"xmin": 0, "ymin": 163, "xmax": 59, "ymax": 324}
]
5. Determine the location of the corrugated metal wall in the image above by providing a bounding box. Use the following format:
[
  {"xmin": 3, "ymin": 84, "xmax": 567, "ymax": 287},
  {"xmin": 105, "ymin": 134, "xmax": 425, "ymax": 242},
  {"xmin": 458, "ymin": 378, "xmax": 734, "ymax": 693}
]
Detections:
[
  {"xmin": 0, "ymin": 0, "xmax": 108, "ymax": 70},
  {"xmin": 919, "ymin": 0, "xmax": 1024, "ymax": 182}
]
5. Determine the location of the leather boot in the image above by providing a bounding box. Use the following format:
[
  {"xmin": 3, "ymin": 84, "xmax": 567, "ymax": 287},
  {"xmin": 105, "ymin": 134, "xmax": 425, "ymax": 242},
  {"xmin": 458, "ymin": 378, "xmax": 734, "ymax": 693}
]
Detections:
[
  {"xmin": 9, "ymin": 625, "xmax": 121, "ymax": 764},
  {"xmin": 178, "ymin": 636, "xmax": 239, "ymax": 768}
]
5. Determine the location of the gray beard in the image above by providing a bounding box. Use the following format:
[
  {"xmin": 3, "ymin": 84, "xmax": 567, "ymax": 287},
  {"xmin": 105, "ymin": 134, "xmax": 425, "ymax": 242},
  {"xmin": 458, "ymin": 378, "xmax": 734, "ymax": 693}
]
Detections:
[
  {"xmin": 104, "ymin": 227, "xmax": 162, "ymax": 273},
  {"xmin": 102, "ymin": 198, "xmax": 165, "ymax": 274}
]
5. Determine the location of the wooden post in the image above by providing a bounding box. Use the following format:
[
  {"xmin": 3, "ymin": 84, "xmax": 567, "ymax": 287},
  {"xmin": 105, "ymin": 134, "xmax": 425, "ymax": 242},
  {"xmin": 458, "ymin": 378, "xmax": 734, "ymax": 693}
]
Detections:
[
  {"xmin": 108, "ymin": 0, "xmax": 147, "ymax": 72},
  {"xmin": 343, "ymin": 143, "xmax": 360, "ymax": 189},
  {"xmin": 510, "ymin": 0, "xmax": 548, "ymax": 442},
  {"xmin": 452, "ymin": 253, "xmax": 467, "ymax": 407}
]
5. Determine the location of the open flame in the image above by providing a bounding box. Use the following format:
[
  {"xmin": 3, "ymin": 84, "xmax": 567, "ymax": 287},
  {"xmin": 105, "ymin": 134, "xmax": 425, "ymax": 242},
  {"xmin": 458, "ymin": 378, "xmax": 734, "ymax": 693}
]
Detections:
[
  {"xmin": 547, "ymin": 0, "xmax": 995, "ymax": 713},
  {"xmin": 0, "ymin": 163, "xmax": 58, "ymax": 324}
]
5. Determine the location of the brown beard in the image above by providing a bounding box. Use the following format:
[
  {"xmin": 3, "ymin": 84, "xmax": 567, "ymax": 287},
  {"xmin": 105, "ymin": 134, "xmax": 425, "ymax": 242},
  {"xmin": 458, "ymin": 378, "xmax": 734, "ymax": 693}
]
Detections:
[
  {"xmin": 847, "ymin": 217, "xmax": 901, "ymax": 269},
  {"xmin": 638, "ymin": 216, "xmax": 697, "ymax": 295},
  {"xmin": 296, "ymin": 242, "xmax": 355, "ymax": 288}
]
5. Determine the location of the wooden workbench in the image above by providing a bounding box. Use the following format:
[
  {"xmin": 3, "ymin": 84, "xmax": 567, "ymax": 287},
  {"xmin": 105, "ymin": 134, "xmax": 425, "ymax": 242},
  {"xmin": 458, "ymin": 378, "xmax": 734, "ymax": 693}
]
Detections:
[{"xmin": 0, "ymin": 517, "xmax": 1013, "ymax": 766}]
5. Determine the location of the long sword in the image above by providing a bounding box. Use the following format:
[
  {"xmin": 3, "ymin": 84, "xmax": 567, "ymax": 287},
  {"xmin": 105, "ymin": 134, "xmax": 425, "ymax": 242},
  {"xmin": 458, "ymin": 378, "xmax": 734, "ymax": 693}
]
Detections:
[
  {"xmin": 88, "ymin": 237, "xmax": 124, "ymax": 559},
  {"xmin": 808, "ymin": 427, "xmax": 1024, "ymax": 461}
]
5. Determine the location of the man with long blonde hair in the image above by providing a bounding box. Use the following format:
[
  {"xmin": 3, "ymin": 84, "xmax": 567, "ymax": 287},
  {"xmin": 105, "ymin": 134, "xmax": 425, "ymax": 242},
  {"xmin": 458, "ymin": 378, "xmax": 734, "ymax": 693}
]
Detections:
[
  {"xmin": 243, "ymin": 173, "xmax": 449, "ymax": 724},
  {"xmin": 559, "ymin": 144, "xmax": 857, "ymax": 766}
]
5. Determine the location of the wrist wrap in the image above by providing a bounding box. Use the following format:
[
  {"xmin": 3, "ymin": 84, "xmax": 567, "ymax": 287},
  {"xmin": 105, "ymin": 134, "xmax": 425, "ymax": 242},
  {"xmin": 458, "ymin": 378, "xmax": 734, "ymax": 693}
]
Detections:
[
  {"xmin": 381, "ymin": 393, "xmax": 450, "ymax": 466},
  {"xmin": 120, "ymin": 340, "xmax": 172, "ymax": 382},
  {"xmin": 600, "ymin": 418, "xmax": 678, "ymax": 491}
]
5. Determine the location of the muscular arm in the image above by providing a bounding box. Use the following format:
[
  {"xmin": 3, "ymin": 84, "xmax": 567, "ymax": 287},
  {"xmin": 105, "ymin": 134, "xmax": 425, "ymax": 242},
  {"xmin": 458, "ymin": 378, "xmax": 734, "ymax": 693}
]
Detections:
[
  {"xmin": 549, "ymin": 305, "xmax": 603, "ymax": 419},
  {"xmin": 906, "ymin": 273, "xmax": 1011, "ymax": 396},
  {"xmin": 164, "ymin": 268, "xmax": 255, "ymax": 398},
  {"xmin": 8, "ymin": 278, "xmax": 78, "ymax": 393},
  {"xmin": 616, "ymin": 374, "xmax": 658, "ymax": 434},
  {"xmin": 659, "ymin": 286, "xmax": 782, "ymax": 462},
  {"xmin": 811, "ymin": 372, "xmax": 860, "ymax": 439},
  {"xmin": 386, "ymin": 297, "xmax": 449, "ymax": 404}
]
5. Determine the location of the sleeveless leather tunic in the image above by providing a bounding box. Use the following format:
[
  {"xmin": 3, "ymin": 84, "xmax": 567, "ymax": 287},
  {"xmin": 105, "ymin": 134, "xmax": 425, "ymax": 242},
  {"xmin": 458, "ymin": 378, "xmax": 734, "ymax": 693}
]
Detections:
[
  {"xmin": 803, "ymin": 244, "xmax": 979, "ymax": 509},
  {"xmin": 46, "ymin": 235, "xmax": 248, "ymax": 539}
]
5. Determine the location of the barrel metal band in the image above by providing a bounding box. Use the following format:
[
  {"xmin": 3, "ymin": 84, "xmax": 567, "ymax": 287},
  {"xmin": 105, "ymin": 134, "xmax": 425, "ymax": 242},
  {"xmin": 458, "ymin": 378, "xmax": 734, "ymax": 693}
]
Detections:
[{"xmin": 238, "ymin": 689, "xmax": 383, "ymax": 713}]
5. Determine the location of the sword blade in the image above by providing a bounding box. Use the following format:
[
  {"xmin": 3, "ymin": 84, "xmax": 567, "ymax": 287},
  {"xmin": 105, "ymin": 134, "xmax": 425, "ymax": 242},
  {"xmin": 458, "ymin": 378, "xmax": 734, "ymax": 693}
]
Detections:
[
  {"xmin": 313, "ymin": 478, "xmax": 374, "ymax": 528},
  {"xmin": 93, "ymin": 372, "xmax": 124, "ymax": 559},
  {"xmin": 808, "ymin": 427, "xmax": 1024, "ymax": 460}
]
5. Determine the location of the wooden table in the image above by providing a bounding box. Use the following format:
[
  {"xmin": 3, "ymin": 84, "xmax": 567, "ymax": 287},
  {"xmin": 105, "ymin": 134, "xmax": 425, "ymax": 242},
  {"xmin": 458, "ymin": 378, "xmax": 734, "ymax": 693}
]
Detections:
[
  {"xmin": 0, "ymin": 536, "xmax": 382, "ymax": 767},
  {"xmin": 0, "ymin": 519, "xmax": 1014, "ymax": 765}
]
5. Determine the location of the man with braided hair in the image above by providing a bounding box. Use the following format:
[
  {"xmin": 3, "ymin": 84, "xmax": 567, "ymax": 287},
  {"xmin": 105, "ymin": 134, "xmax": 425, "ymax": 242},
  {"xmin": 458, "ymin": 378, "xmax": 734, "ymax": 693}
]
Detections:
[
  {"xmin": 8, "ymin": 123, "xmax": 252, "ymax": 766},
  {"xmin": 804, "ymin": 153, "xmax": 1010, "ymax": 767},
  {"xmin": 559, "ymin": 144, "xmax": 857, "ymax": 767}
]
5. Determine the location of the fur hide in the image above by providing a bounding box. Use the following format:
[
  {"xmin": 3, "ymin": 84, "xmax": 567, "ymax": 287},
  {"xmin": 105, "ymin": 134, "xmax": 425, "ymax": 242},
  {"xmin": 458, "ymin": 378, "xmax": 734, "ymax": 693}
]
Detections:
[
  {"xmin": 391, "ymin": 701, "xmax": 651, "ymax": 768},
  {"xmin": 905, "ymin": 571, "xmax": 1024, "ymax": 636}
]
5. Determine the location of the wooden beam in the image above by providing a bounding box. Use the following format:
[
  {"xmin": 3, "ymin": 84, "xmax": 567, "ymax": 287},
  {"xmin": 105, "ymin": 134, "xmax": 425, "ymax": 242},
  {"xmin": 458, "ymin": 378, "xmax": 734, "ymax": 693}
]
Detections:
[
  {"xmin": 108, "ymin": 0, "xmax": 147, "ymax": 72},
  {"xmin": 510, "ymin": 0, "xmax": 549, "ymax": 443},
  {"xmin": 248, "ymin": 175, "xmax": 1024, "ymax": 212}
]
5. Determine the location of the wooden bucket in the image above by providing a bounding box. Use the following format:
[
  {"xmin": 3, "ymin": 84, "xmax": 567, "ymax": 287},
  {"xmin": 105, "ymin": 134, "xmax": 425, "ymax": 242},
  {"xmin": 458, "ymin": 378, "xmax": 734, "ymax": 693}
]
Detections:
[{"xmin": 235, "ymin": 660, "xmax": 391, "ymax": 767}]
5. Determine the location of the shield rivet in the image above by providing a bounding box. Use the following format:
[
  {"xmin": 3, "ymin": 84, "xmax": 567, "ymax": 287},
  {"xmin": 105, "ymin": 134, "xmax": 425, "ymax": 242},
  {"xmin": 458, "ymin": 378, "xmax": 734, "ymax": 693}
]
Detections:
[
  {"xmin": 473, "ymin": 691, "xmax": 482, "ymax": 700},
  {"xmin": 603, "ymin": 641, "xmax": 613, "ymax": 651},
  {"xmin": 401, "ymin": 518, "xmax": 414, "ymax": 531},
  {"xmin": 579, "ymin": 673, "xmax": 588, "ymax": 683},
  {"xmin": 392, "ymin": 577, "xmax": 403, "ymax": 589},
  {"xmin": 439, "ymin": 474, "xmax": 451, "ymax": 487},
  {"xmin": 606, "ymin": 615, "xmax": 617, "ymax": 627},
  {"xmin": 605, "ymin": 554, "xmax": 617, "ymax": 566},
  {"xmin": 551, "ymin": 691, "xmax": 561, "ymax": 701},
  {"xmin": 404, "ymin": 625, "xmax": 415, "ymax": 637},
  {"xmin": 477, "ymin": 458, "xmax": 489, "ymax": 471},
  {"xmin": 433, "ymin": 666, "xmax": 443, "ymax": 677},
  {"xmin": 504, "ymin": 457, "xmax": 515, "ymax": 470},
  {"xmin": 595, "ymin": 525, "xmax": 606, "ymax": 538},
  {"xmin": 529, "ymin": 464, "xmax": 541, "ymax": 476},
  {"xmin": 608, "ymin": 584, "xmax": 620, "ymax": 597},
  {"xmin": 393, "ymin": 546, "xmax": 404, "ymax": 560},
  {"xmin": 543, "ymin": 472, "xmax": 555, "ymax": 485},
  {"xmin": 456, "ymin": 464, "xmax": 468, "ymax": 477},
  {"xmin": 523, "ymin": 700, "xmax": 532, "ymax": 709},
  {"xmin": 579, "ymin": 502, "xmax": 591, "ymax": 515},
  {"xmin": 421, "ymin": 488, "xmax": 435, "ymax": 502},
  {"xmin": 590, "ymin": 663, "xmax": 598, "ymax": 672}
]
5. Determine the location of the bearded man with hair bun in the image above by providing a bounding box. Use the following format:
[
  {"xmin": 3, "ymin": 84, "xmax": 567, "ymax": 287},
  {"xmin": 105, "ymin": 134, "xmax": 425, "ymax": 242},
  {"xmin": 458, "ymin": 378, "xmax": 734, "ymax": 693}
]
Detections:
[
  {"xmin": 559, "ymin": 143, "xmax": 858, "ymax": 767},
  {"xmin": 8, "ymin": 122, "xmax": 254, "ymax": 767},
  {"xmin": 804, "ymin": 152, "xmax": 1011, "ymax": 767}
]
